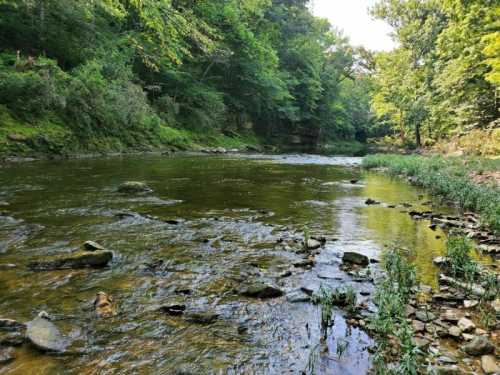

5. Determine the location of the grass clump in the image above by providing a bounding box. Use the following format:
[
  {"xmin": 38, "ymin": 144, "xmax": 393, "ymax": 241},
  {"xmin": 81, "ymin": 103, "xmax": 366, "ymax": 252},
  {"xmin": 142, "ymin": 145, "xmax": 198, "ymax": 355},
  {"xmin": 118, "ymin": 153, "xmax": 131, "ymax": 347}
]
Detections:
[
  {"xmin": 362, "ymin": 154, "xmax": 500, "ymax": 234},
  {"xmin": 371, "ymin": 249, "xmax": 420, "ymax": 375}
]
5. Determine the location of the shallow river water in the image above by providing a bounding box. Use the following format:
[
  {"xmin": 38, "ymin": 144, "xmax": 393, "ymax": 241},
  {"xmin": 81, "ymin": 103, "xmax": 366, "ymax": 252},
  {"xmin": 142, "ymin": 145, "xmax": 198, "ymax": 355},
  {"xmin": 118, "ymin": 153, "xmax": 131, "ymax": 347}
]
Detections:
[{"xmin": 0, "ymin": 154, "xmax": 457, "ymax": 374}]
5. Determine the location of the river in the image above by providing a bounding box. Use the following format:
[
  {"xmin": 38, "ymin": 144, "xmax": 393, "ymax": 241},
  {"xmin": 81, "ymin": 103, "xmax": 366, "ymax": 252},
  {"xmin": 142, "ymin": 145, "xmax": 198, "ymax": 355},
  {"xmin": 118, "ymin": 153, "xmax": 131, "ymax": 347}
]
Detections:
[{"xmin": 0, "ymin": 153, "xmax": 456, "ymax": 374}]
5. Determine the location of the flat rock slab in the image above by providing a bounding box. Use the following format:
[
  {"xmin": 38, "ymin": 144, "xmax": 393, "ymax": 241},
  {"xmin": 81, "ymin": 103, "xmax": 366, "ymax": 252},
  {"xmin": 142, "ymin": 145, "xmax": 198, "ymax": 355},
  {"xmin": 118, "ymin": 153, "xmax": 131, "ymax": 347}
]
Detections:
[
  {"xmin": 26, "ymin": 317, "xmax": 68, "ymax": 353},
  {"xmin": 29, "ymin": 250, "xmax": 113, "ymax": 270}
]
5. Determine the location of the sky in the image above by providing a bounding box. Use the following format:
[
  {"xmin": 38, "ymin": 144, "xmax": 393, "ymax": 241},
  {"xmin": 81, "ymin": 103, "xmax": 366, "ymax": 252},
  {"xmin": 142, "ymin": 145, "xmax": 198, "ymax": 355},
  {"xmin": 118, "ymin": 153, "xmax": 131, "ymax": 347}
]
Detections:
[{"xmin": 311, "ymin": 0, "xmax": 396, "ymax": 51}]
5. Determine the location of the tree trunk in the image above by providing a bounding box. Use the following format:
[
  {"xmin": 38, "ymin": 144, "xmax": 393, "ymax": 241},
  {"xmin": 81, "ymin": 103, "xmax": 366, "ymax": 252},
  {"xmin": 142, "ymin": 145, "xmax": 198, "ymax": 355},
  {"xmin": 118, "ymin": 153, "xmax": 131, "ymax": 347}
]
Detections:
[{"xmin": 415, "ymin": 122, "xmax": 421, "ymax": 149}]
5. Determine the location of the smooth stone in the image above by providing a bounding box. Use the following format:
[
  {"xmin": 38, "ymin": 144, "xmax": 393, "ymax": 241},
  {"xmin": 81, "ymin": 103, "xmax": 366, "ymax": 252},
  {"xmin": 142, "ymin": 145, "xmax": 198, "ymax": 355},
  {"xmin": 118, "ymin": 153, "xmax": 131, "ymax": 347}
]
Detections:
[
  {"xmin": 0, "ymin": 347, "xmax": 15, "ymax": 364},
  {"xmin": 481, "ymin": 355, "xmax": 500, "ymax": 374},
  {"xmin": 457, "ymin": 317, "xmax": 475, "ymax": 333},
  {"xmin": 462, "ymin": 336, "xmax": 495, "ymax": 356},
  {"xmin": 342, "ymin": 251, "xmax": 369, "ymax": 266},
  {"xmin": 26, "ymin": 314, "xmax": 68, "ymax": 352},
  {"xmin": 239, "ymin": 281, "xmax": 283, "ymax": 299},
  {"xmin": 305, "ymin": 239, "xmax": 321, "ymax": 250},
  {"xmin": 83, "ymin": 240, "xmax": 105, "ymax": 251},
  {"xmin": 117, "ymin": 181, "xmax": 152, "ymax": 194},
  {"xmin": 28, "ymin": 250, "xmax": 113, "ymax": 270}
]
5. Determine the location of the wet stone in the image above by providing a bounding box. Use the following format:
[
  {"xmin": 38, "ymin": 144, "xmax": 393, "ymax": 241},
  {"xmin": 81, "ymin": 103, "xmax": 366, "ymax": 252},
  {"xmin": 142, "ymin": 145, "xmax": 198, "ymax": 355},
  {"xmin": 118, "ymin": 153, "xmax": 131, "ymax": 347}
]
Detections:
[
  {"xmin": 0, "ymin": 319, "xmax": 25, "ymax": 332},
  {"xmin": 0, "ymin": 347, "xmax": 15, "ymax": 364},
  {"xmin": 0, "ymin": 331, "xmax": 25, "ymax": 346},
  {"xmin": 305, "ymin": 239, "xmax": 321, "ymax": 250},
  {"xmin": 342, "ymin": 251, "xmax": 369, "ymax": 266},
  {"xmin": 28, "ymin": 250, "xmax": 113, "ymax": 270},
  {"xmin": 26, "ymin": 314, "xmax": 69, "ymax": 353},
  {"xmin": 239, "ymin": 281, "xmax": 283, "ymax": 299},
  {"xmin": 160, "ymin": 304, "xmax": 186, "ymax": 316},
  {"xmin": 365, "ymin": 198, "xmax": 380, "ymax": 205}
]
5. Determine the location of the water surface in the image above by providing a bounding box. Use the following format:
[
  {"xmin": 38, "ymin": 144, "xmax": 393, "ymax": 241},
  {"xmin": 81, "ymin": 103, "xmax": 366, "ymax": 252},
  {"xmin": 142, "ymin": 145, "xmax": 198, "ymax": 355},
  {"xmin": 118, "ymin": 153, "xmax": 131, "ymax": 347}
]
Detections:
[{"xmin": 0, "ymin": 154, "xmax": 454, "ymax": 374}]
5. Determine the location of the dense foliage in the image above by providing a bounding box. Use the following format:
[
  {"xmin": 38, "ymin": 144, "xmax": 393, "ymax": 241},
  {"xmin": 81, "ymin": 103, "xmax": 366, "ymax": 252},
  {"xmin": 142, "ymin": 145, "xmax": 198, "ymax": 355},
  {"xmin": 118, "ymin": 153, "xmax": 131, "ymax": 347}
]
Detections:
[
  {"xmin": 0, "ymin": 0, "xmax": 374, "ymax": 153},
  {"xmin": 371, "ymin": 0, "xmax": 500, "ymax": 148}
]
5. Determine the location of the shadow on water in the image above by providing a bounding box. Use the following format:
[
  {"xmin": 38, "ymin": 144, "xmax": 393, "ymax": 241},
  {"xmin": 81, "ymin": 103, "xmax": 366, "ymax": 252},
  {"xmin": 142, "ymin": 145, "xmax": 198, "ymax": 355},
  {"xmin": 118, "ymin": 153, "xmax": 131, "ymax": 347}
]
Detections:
[{"xmin": 0, "ymin": 154, "xmax": 472, "ymax": 374}]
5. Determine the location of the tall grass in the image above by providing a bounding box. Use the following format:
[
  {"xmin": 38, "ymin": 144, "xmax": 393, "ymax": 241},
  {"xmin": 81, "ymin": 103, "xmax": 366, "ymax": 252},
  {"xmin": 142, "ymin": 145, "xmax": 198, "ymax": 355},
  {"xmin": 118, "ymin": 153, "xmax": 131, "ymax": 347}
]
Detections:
[{"xmin": 362, "ymin": 154, "xmax": 500, "ymax": 234}]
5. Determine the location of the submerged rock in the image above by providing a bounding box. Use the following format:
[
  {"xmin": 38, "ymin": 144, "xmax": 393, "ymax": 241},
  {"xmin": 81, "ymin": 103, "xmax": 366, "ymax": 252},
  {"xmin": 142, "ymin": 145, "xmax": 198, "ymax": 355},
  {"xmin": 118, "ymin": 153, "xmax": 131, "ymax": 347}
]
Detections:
[
  {"xmin": 462, "ymin": 336, "xmax": 495, "ymax": 356},
  {"xmin": 94, "ymin": 292, "xmax": 116, "ymax": 318},
  {"xmin": 342, "ymin": 251, "xmax": 369, "ymax": 266},
  {"xmin": 0, "ymin": 347, "xmax": 15, "ymax": 364},
  {"xmin": 117, "ymin": 181, "xmax": 152, "ymax": 194},
  {"xmin": 0, "ymin": 331, "xmax": 24, "ymax": 346},
  {"xmin": 26, "ymin": 312, "xmax": 68, "ymax": 353},
  {"xmin": 83, "ymin": 240, "xmax": 105, "ymax": 251},
  {"xmin": 185, "ymin": 312, "xmax": 219, "ymax": 325},
  {"xmin": 239, "ymin": 281, "xmax": 283, "ymax": 299},
  {"xmin": 28, "ymin": 250, "xmax": 113, "ymax": 270}
]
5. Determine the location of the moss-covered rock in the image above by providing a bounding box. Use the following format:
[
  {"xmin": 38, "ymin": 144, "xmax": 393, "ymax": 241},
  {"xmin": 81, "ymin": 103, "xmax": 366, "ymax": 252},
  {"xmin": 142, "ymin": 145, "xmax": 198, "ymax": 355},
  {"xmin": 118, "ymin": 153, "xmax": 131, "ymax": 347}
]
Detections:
[{"xmin": 28, "ymin": 250, "xmax": 113, "ymax": 270}]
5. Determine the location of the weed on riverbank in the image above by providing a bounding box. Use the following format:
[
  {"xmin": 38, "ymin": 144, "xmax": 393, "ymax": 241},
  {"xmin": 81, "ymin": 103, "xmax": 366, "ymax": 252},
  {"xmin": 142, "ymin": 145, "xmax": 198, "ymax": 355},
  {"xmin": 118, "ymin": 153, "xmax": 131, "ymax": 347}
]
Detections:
[{"xmin": 362, "ymin": 154, "xmax": 500, "ymax": 234}]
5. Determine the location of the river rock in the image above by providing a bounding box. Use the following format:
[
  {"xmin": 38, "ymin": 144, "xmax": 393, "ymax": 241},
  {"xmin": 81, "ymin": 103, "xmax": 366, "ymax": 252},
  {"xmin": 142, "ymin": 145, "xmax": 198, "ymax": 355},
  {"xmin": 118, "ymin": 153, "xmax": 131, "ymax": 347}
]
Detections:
[
  {"xmin": 457, "ymin": 317, "xmax": 475, "ymax": 333},
  {"xmin": 117, "ymin": 181, "xmax": 152, "ymax": 194},
  {"xmin": 463, "ymin": 300, "xmax": 478, "ymax": 309},
  {"xmin": 28, "ymin": 250, "xmax": 113, "ymax": 270},
  {"xmin": 0, "ymin": 319, "xmax": 25, "ymax": 332},
  {"xmin": 342, "ymin": 251, "xmax": 369, "ymax": 266},
  {"xmin": 440, "ymin": 309, "xmax": 461, "ymax": 323},
  {"xmin": 239, "ymin": 281, "xmax": 283, "ymax": 299},
  {"xmin": 94, "ymin": 292, "xmax": 115, "ymax": 318},
  {"xmin": 462, "ymin": 336, "xmax": 495, "ymax": 356},
  {"xmin": 0, "ymin": 264, "xmax": 16, "ymax": 270},
  {"xmin": 0, "ymin": 347, "xmax": 15, "ymax": 364},
  {"xmin": 492, "ymin": 298, "xmax": 500, "ymax": 315},
  {"xmin": 305, "ymin": 239, "xmax": 321, "ymax": 250},
  {"xmin": 448, "ymin": 326, "xmax": 462, "ymax": 339},
  {"xmin": 26, "ymin": 313, "xmax": 68, "ymax": 352},
  {"xmin": 481, "ymin": 355, "xmax": 500, "ymax": 374},
  {"xmin": 412, "ymin": 320, "xmax": 425, "ymax": 332},
  {"xmin": 185, "ymin": 312, "xmax": 219, "ymax": 325},
  {"xmin": 0, "ymin": 331, "xmax": 24, "ymax": 346},
  {"xmin": 83, "ymin": 240, "xmax": 105, "ymax": 251},
  {"xmin": 365, "ymin": 198, "xmax": 380, "ymax": 205},
  {"xmin": 415, "ymin": 310, "xmax": 436, "ymax": 323}
]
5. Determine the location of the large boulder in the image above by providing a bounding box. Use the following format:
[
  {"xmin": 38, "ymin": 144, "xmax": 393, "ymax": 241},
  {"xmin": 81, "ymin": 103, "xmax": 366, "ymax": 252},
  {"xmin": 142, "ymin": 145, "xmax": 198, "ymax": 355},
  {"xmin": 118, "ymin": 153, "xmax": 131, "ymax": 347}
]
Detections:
[
  {"xmin": 117, "ymin": 181, "xmax": 152, "ymax": 194},
  {"xmin": 239, "ymin": 281, "xmax": 283, "ymax": 299},
  {"xmin": 342, "ymin": 251, "xmax": 369, "ymax": 266},
  {"xmin": 462, "ymin": 336, "xmax": 495, "ymax": 356},
  {"xmin": 29, "ymin": 250, "xmax": 113, "ymax": 270},
  {"xmin": 26, "ymin": 313, "xmax": 68, "ymax": 353}
]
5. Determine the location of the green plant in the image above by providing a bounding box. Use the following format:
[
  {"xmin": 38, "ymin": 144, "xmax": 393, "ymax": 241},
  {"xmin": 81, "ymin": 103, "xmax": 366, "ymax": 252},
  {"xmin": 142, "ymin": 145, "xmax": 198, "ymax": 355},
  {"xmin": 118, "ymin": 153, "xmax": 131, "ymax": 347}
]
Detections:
[{"xmin": 335, "ymin": 338, "xmax": 349, "ymax": 359}]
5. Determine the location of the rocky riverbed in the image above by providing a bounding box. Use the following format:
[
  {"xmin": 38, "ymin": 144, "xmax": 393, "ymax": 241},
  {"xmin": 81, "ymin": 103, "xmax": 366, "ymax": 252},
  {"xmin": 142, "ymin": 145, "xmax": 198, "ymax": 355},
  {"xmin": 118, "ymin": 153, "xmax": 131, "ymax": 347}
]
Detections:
[{"xmin": 0, "ymin": 154, "xmax": 497, "ymax": 374}]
